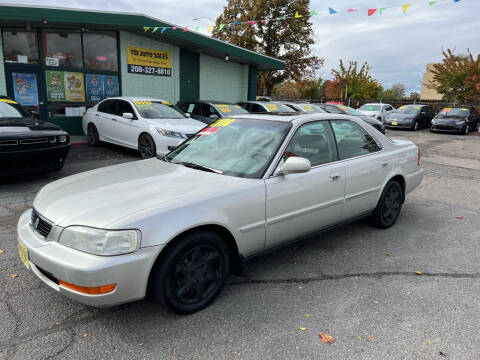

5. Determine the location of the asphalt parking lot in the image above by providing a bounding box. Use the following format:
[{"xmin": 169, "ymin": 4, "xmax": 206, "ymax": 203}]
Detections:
[{"xmin": 1, "ymin": 129, "xmax": 479, "ymax": 360}]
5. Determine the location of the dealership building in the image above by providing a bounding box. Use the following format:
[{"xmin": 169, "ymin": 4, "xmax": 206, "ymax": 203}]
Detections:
[{"xmin": 0, "ymin": 4, "xmax": 284, "ymax": 134}]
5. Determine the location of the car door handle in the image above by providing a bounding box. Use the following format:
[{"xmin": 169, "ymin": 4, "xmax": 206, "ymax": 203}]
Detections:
[
  {"xmin": 95, "ymin": 113, "xmax": 99, "ymax": 117},
  {"xmin": 382, "ymin": 162, "xmax": 389, "ymax": 168},
  {"xmin": 330, "ymin": 173, "xmax": 341, "ymax": 182},
  {"xmin": 110, "ymin": 118, "xmax": 117, "ymax": 121}
]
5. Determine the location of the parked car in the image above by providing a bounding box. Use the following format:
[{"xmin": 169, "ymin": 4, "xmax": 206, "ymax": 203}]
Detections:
[
  {"xmin": 319, "ymin": 103, "xmax": 385, "ymax": 133},
  {"xmin": 176, "ymin": 100, "xmax": 248, "ymax": 125},
  {"xmin": 282, "ymin": 102, "xmax": 326, "ymax": 113},
  {"xmin": 0, "ymin": 96, "xmax": 70, "ymax": 176},
  {"xmin": 358, "ymin": 103, "xmax": 395, "ymax": 122},
  {"xmin": 430, "ymin": 107, "xmax": 479, "ymax": 135},
  {"xmin": 18, "ymin": 113, "xmax": 422, "ymax": 314},
  {"xmin": 237, "ymin": 100, "xmax": 296, "ymax": 113},
  {"xmin": 83, "ymin": 97, "xmax": 205, "ymax": 158},
  {"xmin": 385, "ymin": 104, "xmax": 435, "ymax": 131}
]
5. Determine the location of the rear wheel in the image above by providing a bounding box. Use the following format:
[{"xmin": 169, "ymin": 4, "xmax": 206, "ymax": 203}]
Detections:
[
  {"xmin": 87, "ymin": 124, "xmax": 100, "ymax": 146},
  {"xmin": 138, "ymin": 133, "xmax": 156, "ymax": 159},
  {"xmin": 151, "ymin": 231, "xmax": 230, "ymax": 314},
  {"xmin": 371, "ymin": 180, "xmax": 403, "ymax": 229}
]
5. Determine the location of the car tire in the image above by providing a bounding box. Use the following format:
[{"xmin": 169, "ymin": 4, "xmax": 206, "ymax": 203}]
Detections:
[
  {"xmin": 371, "ymin": 180, "xmax": 403, "ymax": 229},
  {"xmin": 413, "ymin": 121, "xmax": 419, "ymax": 131},
  {"xmin": 464, "ymin": 126, "xmax": 469, "ymax": 135},
  {"xmin": 87, "ymin": 124, "xmax": 100, "ymax": 146},
  {"xmin": 151, "ymin": 231, "xmax": 230, "ymax": 314},
  {"xmin": 138, "ymin": 133, "xmax": 156, "ymax": 159}
]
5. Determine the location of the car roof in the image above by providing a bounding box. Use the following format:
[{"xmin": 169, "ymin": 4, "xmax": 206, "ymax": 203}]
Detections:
[
  {"xmin": 178, "ymin": 100, "xmax": 238, "ymax": 105},
  {"xmin": 361, "ymin": 103, "xmax": 391, "ymax": 106},
  {"xmin": 233, "ymin": 112, "xmax": 358, "ymax": 123},
  {"xmin": 402, "ymin": 104, "xmax": 428, "ymax": 107},
  {"xmin": 106, "ymin": 96, "xmax": 171, "ymax": 103}
]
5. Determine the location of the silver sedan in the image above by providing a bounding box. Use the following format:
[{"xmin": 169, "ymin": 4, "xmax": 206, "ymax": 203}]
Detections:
[{"xmin": 17, "ymin": 113, "xmax": 423, "ymax": 313}]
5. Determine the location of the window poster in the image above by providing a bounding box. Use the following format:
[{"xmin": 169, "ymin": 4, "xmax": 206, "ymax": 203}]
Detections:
[
  {"xmin": 86, "ymin": 74, "xmax": 119, "ymax": 102},
  {"xmin": 65, "ymin": 72, "xmax": 85, "ymax": 102},
  {"xmin": 46, "ymin": 70, "xmax": 66, "ymax": 101},
  {"xmin": 12, "ymin": 73, "xmax": 39, "ymax": 106}
]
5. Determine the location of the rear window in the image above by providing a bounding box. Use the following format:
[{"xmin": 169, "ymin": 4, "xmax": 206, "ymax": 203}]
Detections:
[
  {"xmin": 359, "ymin": 104, "xmax": 381, "ymax": 112},
  {"xmin": 214, "ymin": 104, "xmax": 248, "ymax": 115},
  {"xmin": 437, "ymin": 108, "xmax": 469, "ymax": 117},
  {"xmin": 0, "ymin": 99, "xmax": 30, "ymax": 118},
  {"xmin": 264, "ymin": 103, "xmax": 296, "ymax": 112}
]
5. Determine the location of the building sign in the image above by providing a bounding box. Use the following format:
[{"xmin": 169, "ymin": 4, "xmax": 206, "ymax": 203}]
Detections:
[
  {"xmin": 12, "ymin": 73, "xmax": 39, "ymax": 106},
  {"xmin": 46, "ymin": 71, "xmax": 85, "ymax": 102},
  {"xmin": 127, "ymin": 46, "xmax": 172, "ymax": 76},
  {"xmin": 86, "ymin": 74, "xmax": 119, "ymax": 102}
]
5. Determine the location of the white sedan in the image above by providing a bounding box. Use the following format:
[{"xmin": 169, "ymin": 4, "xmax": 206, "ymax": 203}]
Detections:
[
  {"xmin": 82, "ymin": 97, "xmax": 205, "ymax": 158},
  {"xmin": 358, "ymin": 103, "xmax": 395, "ymax": 123},
  {"xmin": 18, "ymin": 113, "xmax": 422, "ymax": 314}
]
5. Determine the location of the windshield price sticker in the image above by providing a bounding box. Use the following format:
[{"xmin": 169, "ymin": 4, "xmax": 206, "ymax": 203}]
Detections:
[
  {"xmin": 210, "ymin": 118, "xmax": 235, "ymax": 128},
  {"xmin": 303, "ymin": 105, "xmax": 314, "ymax": 111},
  {"xmin": 338, "ymin": 105, "xmax": 347, "ymax": 111},
  {"xmin": 161, "ymin": 101, "xmax": 172, "ymax": 106},
  {"xmin": 217, "ymin": 104, "xmax": 232, "ymax": 113},
  {"xmin": 134, "ymin": 101, "xmax": 152, "ymax": 106},
  {"xmin": 461, "ymin": 108, "xmax": 469, "ymax": 111},
  {"xmin": 0, "ymin": 99, "xmax": 18, "ymax": 104},
  {"xmin": 399, "ymin": 106, "xmax": 407, "ymax": 109},
  {"xmin": 266, "ymin": 104, "xmax": 279, "ymax": 111},
  {"xmin": 200, "ymin": 127, "xmax": 219, "ymax": 136},
  {"xmin": 414, "ymin": 106, "xmax": 420, "ymax": 109},
  {"xmin": 442, "ymin": 108, "xmax": 452, "ymax": 112}
]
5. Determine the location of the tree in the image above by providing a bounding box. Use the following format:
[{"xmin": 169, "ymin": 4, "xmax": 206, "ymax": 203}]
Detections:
[
  {"xmin": 429, "ymin": 49, "xmax": 480, "ymax": 101},
  {"xmin": 213, "ymin": 0, "xmax": 322, "ymax": 95},
  {"xmin": 328, "ymin": 60, "xmax": 383, "ymax": 100},
  {"xmin": 409, "ymin": 91, "xmax": 420, "ymax": 100},
  {"xmin": 381, "ymin": 83, "xmax": 406, "ymax": 100}
]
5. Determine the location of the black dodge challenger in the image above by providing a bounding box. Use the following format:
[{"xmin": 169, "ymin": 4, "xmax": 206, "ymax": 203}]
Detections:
[{"xmin": 0, "ymin": 96, "xmax": 70, "ymax": 176}]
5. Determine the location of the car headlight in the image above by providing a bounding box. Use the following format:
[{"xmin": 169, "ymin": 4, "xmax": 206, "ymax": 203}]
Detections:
[
  {"xmin": 58, "ymin": 226, "xmax": 141, "ymax": 256},
  {"xmin": 156, "ymin": 128, "xmax": 186, "ymax": 139},
  {"xmin": 49, "ymin": 136, "xmax": 57, "ymax": 143},
  {"xmin": 456, "ymin": 119, "xmax": 467, "ymax": 124},
  {"xmin": 58, "ymin": 135, "xmax": 68, "ymax": 143}
]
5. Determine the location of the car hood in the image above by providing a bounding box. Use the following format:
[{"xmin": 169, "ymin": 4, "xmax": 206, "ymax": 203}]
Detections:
[
  {"xmin": 433, "ymin": 116, "xmax": 467, "ymax": 124},
  {"xmin": 0, "ymin": 118, "xmax": 64, "ymax": 134},
  {"xmin": 357, "ymin": 115, "xmax": 381, "ymax": 125},
  {"xmin": 145, "ymin": 117, "xmax": 205, "ymax": 134},
  {"xmin": 387, "ymin": 113, "xmax": 417, "ymax": 121},
  {"xmin": 359, "ymin": 110, "xmax": 380, "ymax": 117},
  {"xmin": 33, "ymin": 159, "xmax": 247, "ymax": 228}
]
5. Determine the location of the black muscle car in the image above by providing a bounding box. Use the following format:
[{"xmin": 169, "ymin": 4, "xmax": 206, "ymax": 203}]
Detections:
[
  {"xmin": 430, "ymin": 107, "xmax": 479, "ymax": 135},
  {"xmin": 0, "ymin": 96, "xmax": 70, "ymax": 176}
]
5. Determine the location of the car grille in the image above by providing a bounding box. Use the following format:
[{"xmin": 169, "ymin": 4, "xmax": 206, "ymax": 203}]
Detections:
[
  {"xmin": 20, "ymin": 137, "xmax": 49, "ymax": 145},
  {"xmin": 0, "ymin": 139, "xmax": 18, "ymax": 146},
  {"xmin": 31, "ymin": 209, "xmax": 53, "ymax": 238}
]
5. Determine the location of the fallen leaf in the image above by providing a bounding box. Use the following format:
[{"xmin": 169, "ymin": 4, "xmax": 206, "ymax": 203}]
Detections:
[
  {"xmin": 138, "ymin": 343, "xmax": 143, "ymax": 346},
  {"xmin": 83, "ymin": 334, "xmax": 88, "ymax": 337},
  {"xmin": 11, "ymin": 274, "xmax": 19, "ymax": 278},
  {"xmin": 305, "ymin": 313, "xmax": 310, "ymax": 318},
  {"xmin": 298, "ymin": 286, "xmax": 303, "ymax": 290},
  {"xmin": 415, "ymin": 271, "xmax": 422, "ymax": 275},
  {"xmin": 55, "ymin": 322, "xmax": 61, "ymax": 325},
  {"xmin": 456, "ymin": 216, "xmax": 463, "ymax": 219},
  {"xmin": 384, "ymin": 253, "xmax": 391, "ymax": 256},
  {"xmin": 299, "ymin": 327, "xmax": 308, "ymax": 331},
  {"xmin": 367, "ymin": 334, "xmax": 374, "ymax": 339},
  {"xmin": 427, "ymin": 340, "xmax": 431, "ymax": 345},
  {"xmin": 354, "ymin": 276, "xmax": 358, "ymax": 280},
  {"xmin": 439, "ymin": 351, "xmax": 447, "ymax": 357},
  {"xmin": 0, "ymin": 249, "xmax": 4, "ymax": 254},
  {"xmin": 373, "ymin": 300, "xmax": 379, "ymax": 304},
  {"xmin": 318, "ymin": 332, "xmax": 335, "ymax": 343},
  {"xmin": 358, "ymin": 336, "xmax": 362, "ymax": 340}
]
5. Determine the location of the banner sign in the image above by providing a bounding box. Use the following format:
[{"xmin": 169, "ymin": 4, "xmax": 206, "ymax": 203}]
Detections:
[
  {"xmin": 46, "ymin": 70, "xmax": 66, "ymax": 101},
  {"xmin": 127, "ymin": 46, "xmax": 172, "ymax": 76},
  {"xmin": 86, "ymin": 74, "xmax": 119, "ymax": 102},
  {"xmin": 12, "ymin": 73, "xmax": 39, "ymax": 106}
]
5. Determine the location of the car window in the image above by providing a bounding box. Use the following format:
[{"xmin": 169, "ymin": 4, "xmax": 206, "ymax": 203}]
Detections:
[
  {"xmin": 133, "ymin": 101, "xmax": 186, "ymax": 119},
  {"xmin": 214, "ymin": 104, "xmax": 249, "ymax": 115},
  {"xmin": 249, "ymin": 103, "xmax": 265, "ymax": 113},
  {"xmin": 384, "ymin": 106, "xmax": 393, "ymax": 112},
  {"xmin": 177, "ymin": 102, "xmax": 188, "ymax": 112},
  {"xmin": 186, "ymin": 103, "xmax": 202, "ymax": 115},
  {"xmin": 204, "ymin": 105, "xmax": 220, "ymax": 117},
  {"xmin": 331, "ymin": 120, "xmax": 380, "ymax": 160},
  {"xmin": 0, "ymin": 99, "xmax": 30, "ymax": 118},
  {"xmin": 98, "ymin": 100, "xmax": 116, "ymax": 115},
  {"xmin": 115, "ymin": 100, "xmax": 135, "ymax": 117},
  {"xmin": 325, "ymin": 105, "xmax": 344, "ymax": 114},
  {"xmin": 284, "ymin": 121, "xmax": 338, "ymax": 167}
]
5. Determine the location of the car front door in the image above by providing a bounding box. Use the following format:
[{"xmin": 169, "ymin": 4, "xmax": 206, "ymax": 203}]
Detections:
[
  {"xmin": 109, "ymin": 100, "xmax": 140, "ymax": 147},
  {"xmin": 95, "ymin": 99, "xmax": 117, "ymax": 142},
  {"xmin": 265, "ymin": 120, "xmax": 346, "ymax": 248},
  {"xmin": 330, "ymin": 120, "xmax": 390, "ymax": 220}
]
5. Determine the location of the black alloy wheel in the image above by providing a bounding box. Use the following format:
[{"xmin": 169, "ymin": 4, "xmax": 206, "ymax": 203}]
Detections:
[
  {"xmin": 138, "ymin": 133, "xmax": 156, "ymax": 159},
  {"xmin": 371, "ymin": 180, "xmax": 403, "ymax": 229},
  {"xmin": 87, "ymin": 124, "xmax": 100, "ymax": 146},
  {"xmin": 151, "ymin": 231, "xmax": 230, "ymax": 314}
]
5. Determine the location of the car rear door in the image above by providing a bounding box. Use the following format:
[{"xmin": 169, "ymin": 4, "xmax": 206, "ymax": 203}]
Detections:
[
  {"xmin": 265, "ymin": 120, "xmax": 345, "ymax": 248},
  {"xmin": 330, "ymin": 120, "xmax": 390, "ymax": 220}
]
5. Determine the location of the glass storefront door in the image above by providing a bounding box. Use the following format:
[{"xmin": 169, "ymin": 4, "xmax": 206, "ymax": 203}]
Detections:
[{"xmin": 5, "ymin": 65, "xmax": 48, "ymax": 120}]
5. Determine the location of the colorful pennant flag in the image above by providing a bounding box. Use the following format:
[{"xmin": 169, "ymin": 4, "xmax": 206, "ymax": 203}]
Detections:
[
  {"xmin": 379, "ymin": 7, "xmax": 388, "ymax": 15},
  {"xmin": 368, "ymin": 8, "xmax": 377, "ymax": 16},
  {"xmin": 329, "ymin": 8, "xmax": 338, "ymax": 14},
  {"xmin": 207, "ymin": 25, "xmax": 213, "ymax": 33},
  {"xmin": 152, "ymin": 27, "xmax": 159, "ymax": 33},
  {"xmin": 172, "ymin": 26, "xmax": 177, "ymax": 30},
  {"xmin": 428, "ymin": 1, "xmax": 438, "ymax": 5},
  {"xmin": 295, "ymin": 11, "xmax": 303, "ymax": 18},
  {"xmin": 402, "ymin": 4, "xmax": 412, "ymax": 13},
  {"xmin": 143, "ymin": 26, "xmax": 150, "ymax": 32},
  {"xmin": 218, "ymin": 24, "xmax": 225, "ymax": 31},
  {"xmin": 183, "ymin": 27, "xmax": 188, "ymax": 32},
  {"xmin": 161, "ymin": 27, "xmax": 167, "ymax": 34},
  {"xmin": 260, "ymin": 19, "xmax": 266, "ymax": 24},
  {"xmin": 249, "ymin": 21, "xmax": 255, "ymax": 25},
  {"xmin": 347, "ymin": 9, "xmax": 358, "ymax": 12},
  {"xmin": 195, "ymin": 26, "xmax": 200, "ymax": 31},
  {"xmin": 310, "ymin": 10, "xmax": 318, "ymax": 16}
]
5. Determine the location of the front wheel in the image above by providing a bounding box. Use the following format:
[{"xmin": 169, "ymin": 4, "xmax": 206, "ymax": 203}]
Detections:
[
  {"xmin": 371, "ymin": 180, "xmax": 403, "ymax": 229},
  {"xmin": 151, "ymin": 231, "xmax": 230, "ymax": 314},
  {"xmin": 464, "ymin": 125, "xmax": 469, "ymax": 135},
  {"xmin": 138, "ymin": 133, "xmax": 156, "ymax": 159},
  {"xmin": 413, "ymin": 121, "xmax": 419, "ymax": 131}
]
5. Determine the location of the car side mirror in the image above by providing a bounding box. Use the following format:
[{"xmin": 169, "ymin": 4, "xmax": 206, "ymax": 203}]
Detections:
[
  {"xmin": 185, "ymin": 113, "xmax": 191, "ymax": 117},
  {"xmin": 278, "ymin": 157, "xmax": 311, "ymax": 175},
  {"xmin": 123, "ymin": 112, "xmax": 134, "ymax": 120},
  {"xmin": 30, "ymin": 110, "xmax": 40, "ymax": 119},
  {"xmin": 209, "ymin": 114, "xmax": 219, "ymax": 120}
]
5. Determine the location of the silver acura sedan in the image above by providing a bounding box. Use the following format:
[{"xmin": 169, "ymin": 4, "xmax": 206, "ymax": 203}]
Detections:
[{"xmin": 17, "ymin": 113, "xmax": 423, "ymax": 314}]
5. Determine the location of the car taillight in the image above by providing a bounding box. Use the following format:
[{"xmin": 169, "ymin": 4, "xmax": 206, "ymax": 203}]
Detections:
[{"xmin": 417, "ymin": 150, "xmax": 421, "ymax": 166}]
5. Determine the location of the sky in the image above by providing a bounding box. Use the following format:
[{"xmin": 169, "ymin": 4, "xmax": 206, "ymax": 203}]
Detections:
[{"xmin": 4, "ymin": 0, "xmax": 478, "ymax": 94}]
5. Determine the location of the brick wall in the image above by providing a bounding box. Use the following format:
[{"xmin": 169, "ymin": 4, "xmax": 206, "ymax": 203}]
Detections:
[
  {"xmin": 199, "ymin": 54, "xmax": 248, "ymax": 102},
  {"xmin": 119, "ymin": 31, "xmax": 180, "ymax": 103}
]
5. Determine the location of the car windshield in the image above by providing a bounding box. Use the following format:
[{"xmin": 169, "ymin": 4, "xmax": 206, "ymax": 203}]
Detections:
[
  {"xmin": 394, "ymin": 105, "xmax": 421, "ymax": 114},
  {"xmin": 359, "ymin": 104, "xmax": 381, "ymax": 112},
  {"xmin": 213, "ymin": 104, "xmax": 249, "ymax": 115},
  {"xmin": 0, "ymin": 99, "xmax": 31, "ymax": 119},
  {"xmin": 263, "ymin": 102, "xmax": 296, "ymax": 112},
  {"xmin": 336, "ymin": 105, "xmax": 363, "ymax": 116},
  {"xmin": 134, "ymin": 101, "xmax": 186, "ymax": 119},
  {"xmin": 436, "ymin": 108, "xmax": 469, "ymax": 117},
  {"xmin": 165, "ymin": 118, "xmax": 291, "ymax": 179},
  {"xmin": 298, "ymin": 104, "xmax": 325, "ymax": 113}
]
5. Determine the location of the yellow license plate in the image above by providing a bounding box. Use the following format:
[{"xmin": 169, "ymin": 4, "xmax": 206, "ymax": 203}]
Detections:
[
  {"xmin": 18, "ymin": 240, "xmax": 29, "ymax": 269},
  {"xmin": 391, "ymin": 121, "xmax": 398, "ymax": 126}
]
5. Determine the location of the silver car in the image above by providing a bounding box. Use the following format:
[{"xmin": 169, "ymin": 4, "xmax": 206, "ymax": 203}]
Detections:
[{"xmin": 17, "ymin": 113, "xmax": 423, "ymax": 313}]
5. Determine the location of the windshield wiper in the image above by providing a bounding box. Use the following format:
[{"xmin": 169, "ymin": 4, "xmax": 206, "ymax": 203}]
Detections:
[{"xmin": 175, "ymin": 161, "xmax": 223, "ymax": 174}]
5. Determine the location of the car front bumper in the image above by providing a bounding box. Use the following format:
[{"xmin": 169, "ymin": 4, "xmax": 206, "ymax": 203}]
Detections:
[
  {"xmin": 17, "ymin": 209, "xmax": 163, "ymax": 307},
  {"xmin": 431, "ymin": 124, "xmax": 467, "ymax": 133},
  {"xmin": 385, "ymin": 122, "xmax": 414, "ymax": 129}
]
